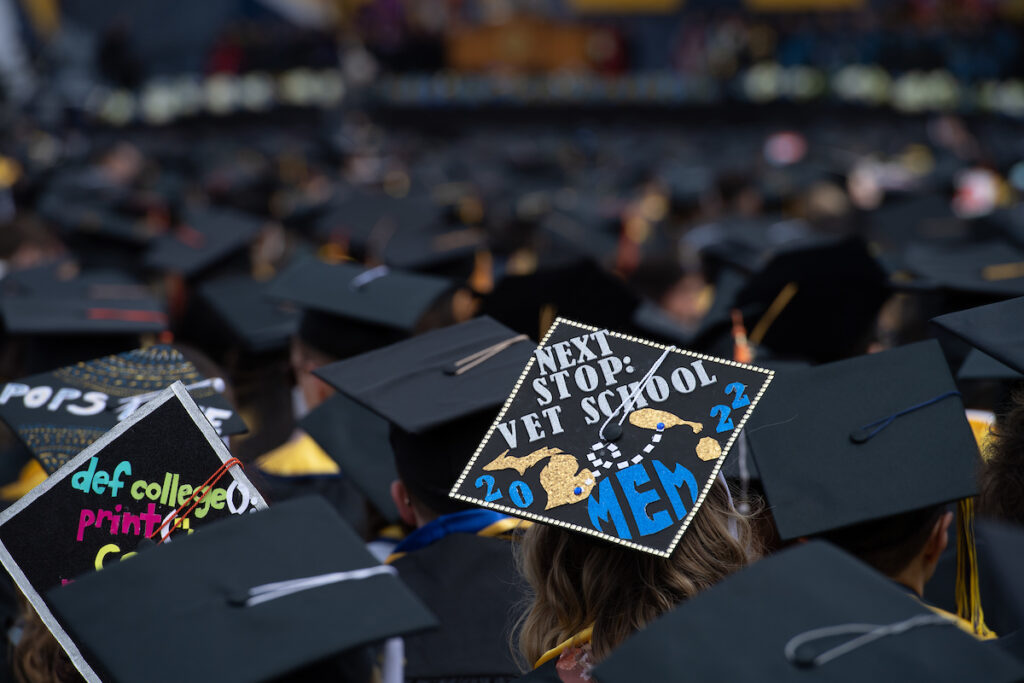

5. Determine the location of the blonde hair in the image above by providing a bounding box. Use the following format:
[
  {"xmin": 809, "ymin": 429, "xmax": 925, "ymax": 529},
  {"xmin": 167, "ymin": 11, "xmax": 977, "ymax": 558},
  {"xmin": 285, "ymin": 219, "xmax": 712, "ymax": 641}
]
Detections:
[{"xmin": 515, "ymin": 480, "xmax": 757, "ymax": 667}]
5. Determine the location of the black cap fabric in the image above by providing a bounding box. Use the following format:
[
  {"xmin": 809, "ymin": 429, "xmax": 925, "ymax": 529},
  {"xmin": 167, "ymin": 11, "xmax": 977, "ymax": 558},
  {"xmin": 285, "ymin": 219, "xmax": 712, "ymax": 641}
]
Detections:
[
  {"xmin": 733, "ymin": 235, "xmax": 889, "ymax": 364},
  {"xmin": 595, "ymin": 541, "xmax": 1024, "ymax": 683},
  {"xmin": 46, "ymin": 497, "xmax": 437, "ymax": 683},
  {"xmin": 450, "ymin": 318, "xmax": 773, "ymax": 556},
  {"xmin": 903, "ymin": 241, "xmax": 1024, "ymax": 298},
  {"xmin": 482, "ymin": 257, "xmax": 640, "ymax": 341},
  {"xmin": 957, "ymin": 350, "xmax": 1023, "ymax": 382},
  {"xmin": 313, "ymin": 193, "xmax": 446, "ymax": 257},
  {"xmin": 145, "ymin": 206, "xmax": 263, "ymax": 278},
  {"xmin": 316, "ymin": 316, "xmax": 535, "ymax": 435},
  {"xmin": 197, "ymin": 275, "xmax": 299, "ymax": 354},
  {"xmin": 746, "ymin": 340, "xmax": 978, "ymax": 541},
  {"xmin": 931, "ymin": 297, "xmax": 1024, "ymax": 376},
  {"xmin": 299, "ymin": 393, "xmax": 399, "ymax": 523},
  {"xmin": 267, "ymin": 257, "xmax": 453, "ymax": 355},
  {"xmin": 1, "ymin": 296, "xmax": 167, "ymax": 336},
  {"xmin": 317, "ymin": 317, "xmax": 535, "ymax": 514},
  {"xmin": 0, "ymin": 346, "xmax": 247, "ymax": 473}
]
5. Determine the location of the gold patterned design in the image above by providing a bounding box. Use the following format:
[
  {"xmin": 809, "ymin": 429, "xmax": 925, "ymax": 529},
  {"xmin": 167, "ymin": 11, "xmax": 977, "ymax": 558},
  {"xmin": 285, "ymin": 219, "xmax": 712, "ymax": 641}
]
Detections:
[
  {"xmin": 695, "ymin": 437, "xmax": 722, "ymax": 461},
  {"xmin": 484, "ymin": 447, "xmax": 596, "ymax": 510},
  {"xmin": 628, "ymin": 408, "xmax": 702, "ymax": 434},
  {"xmin": 51, "ymin": 347, "xmax": 204, "ymax": 397},
  {"xmin": 22, "ymin": 425, "xmax": 108, "ymax": 473}
]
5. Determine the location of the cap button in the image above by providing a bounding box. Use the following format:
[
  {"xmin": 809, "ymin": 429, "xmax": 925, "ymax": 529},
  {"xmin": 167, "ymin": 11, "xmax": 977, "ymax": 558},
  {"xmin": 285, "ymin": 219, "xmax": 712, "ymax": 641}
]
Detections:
[
  {"xmin": 226, "ymin": 590, "xmax": 250, "ymax": 607},
  {"xmin": 848, "ymin": 428, "xmax": 871, "ymax": 444},
  {"xmin": 135, "ymin": 536, "xmax": 156, "ymax": 553},
  {"xmin": 601, "ymin": 424, "xmax": 623, "ymax": 442},
  {"xmin": 791, "ymin": 644, "xmax": 818, "ymax": 668}
]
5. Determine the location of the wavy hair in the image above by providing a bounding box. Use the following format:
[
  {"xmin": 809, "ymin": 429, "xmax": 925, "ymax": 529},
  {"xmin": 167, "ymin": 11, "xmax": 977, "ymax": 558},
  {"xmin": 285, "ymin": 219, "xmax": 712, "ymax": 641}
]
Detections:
[{"xmin": 514, "ymin": 479, "xmax": 758, "ymax": 668}]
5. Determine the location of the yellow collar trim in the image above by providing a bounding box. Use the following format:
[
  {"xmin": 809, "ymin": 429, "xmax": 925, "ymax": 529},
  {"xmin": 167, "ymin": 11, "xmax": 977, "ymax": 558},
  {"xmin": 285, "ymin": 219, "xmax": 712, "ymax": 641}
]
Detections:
[
  {"xmin": 914, "ymin": 597, "xmax": 997, "ymax": 641},
  {"xmin": 479, "ymin": 517, "xmax": 532, "ymax": 537},
  {"xmin": 534, "ymin": 625, "xmax": 594, "ymax": 669},
  {"xmin": 255, "ymin": 433, "xmax": 340, "ymax": 477}
]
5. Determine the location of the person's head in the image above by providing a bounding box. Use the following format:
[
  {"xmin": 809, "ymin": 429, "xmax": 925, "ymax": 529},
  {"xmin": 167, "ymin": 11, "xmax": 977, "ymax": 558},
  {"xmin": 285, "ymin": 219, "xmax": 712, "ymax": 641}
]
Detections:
[
  {"xmin": 515, "ymin": 479, "xmax": 756, "ymax": 666},
  {"xmin": 820, "ymin": 503, "xmax": 953, "ymax": 596},
  {"xmin": 387, "ymin": 411, "xmax": 492, "ymax": 529},
  {"xmin": 289, "ymin": 334, "xmax": 339, "ymax": 413},
  {"xmin": 978, "ymin": 391, "xmax": 1024, "ymax": 527}
]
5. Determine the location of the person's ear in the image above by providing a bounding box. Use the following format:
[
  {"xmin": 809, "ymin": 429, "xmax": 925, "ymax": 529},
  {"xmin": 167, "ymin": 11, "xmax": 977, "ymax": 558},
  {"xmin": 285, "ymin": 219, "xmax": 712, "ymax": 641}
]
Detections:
[
  {"xmin": 390, "ymin": 479, "xmax": 417, "ymax": 528},
  {"xmin": 923, "ymin": 511, "xmax": 954, "ymax": 567}
]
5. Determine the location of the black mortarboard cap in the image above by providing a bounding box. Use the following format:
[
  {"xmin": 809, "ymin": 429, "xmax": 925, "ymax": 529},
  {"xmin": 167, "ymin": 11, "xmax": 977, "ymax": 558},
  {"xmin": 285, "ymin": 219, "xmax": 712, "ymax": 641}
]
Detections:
[
  {"xmin": 299, "ymin": 393, "xmax": 399, "ymax": 523},
  {"xmin": 47, "ymin": 497, "xmax": 437, "ymax": 683},
  {"xmin": 0, "ymin": 346, "xmax": 247, "ymax": 473},
  {"xmin": 268, "ymin": 257, "xmax": 453, "ymax": 359},
  {"xmin": 957, "ymin": 350, "xmax": 1023, "ymax": 382},
  {"xmin": 482, "ymin": 257, "xmax": 640, "ymax": 341},
  {"xmin": 381, "ymin": 225, "xmax": 485, "ymax": 281},
  {"xmin": 746, "ymin": 340, "xmax": 978, "ymax": 541},
  {"xmin": 595, "ymin": 541, "xmax": 1024, "ymax": 683},
  {"xmin": 450, "ymin": 318, "xmax": 773, "ymax": 556},
  {"xmin": 313, "ymin": 193, "xmax": 446, "ymax": 258},
  {"xmin": 931, "ymin": 297, "xmax": 1024, "ymax": 376},
  {"xmin": 197, "ymin": 275, "xmax": 299, "ymax": 355},
  {"xmin": 1, "ymin": 295, "xmax": 167, "ymax": 336},
  {"xmin": 316, "ymin": 317, "xmax": 535, "ymax": 513},
  {"xmin": 145, "ymin": 206, "xmax": 263, "ymax": 278},
  {"xmin": 733, "ymin": 235, "xmax": 889, "ymax": 364},
  {"xmin": 902, "ymin": 241, "xmax": 1024, "ymax": 298}
]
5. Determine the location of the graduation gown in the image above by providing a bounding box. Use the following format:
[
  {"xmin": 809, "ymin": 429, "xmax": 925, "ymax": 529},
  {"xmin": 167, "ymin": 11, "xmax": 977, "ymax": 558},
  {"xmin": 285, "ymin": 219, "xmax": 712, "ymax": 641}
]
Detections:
[{"xmin": 388, "ymin": 510, "xmax": 527, "ymax": 683}]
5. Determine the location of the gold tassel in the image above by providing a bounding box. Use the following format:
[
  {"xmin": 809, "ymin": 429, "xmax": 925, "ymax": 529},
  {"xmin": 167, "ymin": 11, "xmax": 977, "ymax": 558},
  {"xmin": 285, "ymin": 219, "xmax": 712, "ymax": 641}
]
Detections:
[{"xmin": 955, "ymin": 498, "xmax": 996, "ymax": 638}]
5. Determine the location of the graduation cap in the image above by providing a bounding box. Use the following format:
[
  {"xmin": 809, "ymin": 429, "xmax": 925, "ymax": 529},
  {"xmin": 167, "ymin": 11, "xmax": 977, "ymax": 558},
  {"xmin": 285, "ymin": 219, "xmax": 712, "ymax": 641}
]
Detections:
[
  {"xmin": 745, "ymin": 340, "xmax": 994, "ymax": 635},
  {"xmin": 312, "ymin": 192, "xmax": 446, "ymax": 258},
  {"xmin": 196, "ymin": 274, "xmax": 299, "ymax": 355},
  {"xmin": 902, "ymin": 240, "xmax": 1024, "ymax": 298},
  {"xmin": 957, "ymin": 350, "xmax": 1023, "ymax": 382},
  {"xmin": 449, "ymin": 318, "xmax": 773, "ymax": 556},
  {"xmin": 267, "ymin": 257, "xmax": 454, "ymax": 360},
  {"xmin": 0, "ymin": 346, "xmax": 247, "ymax": 473},
  {"xmin": 1, "ymin": 294, "xmax": 167, "ymax": 336},
  {"xmin": 482, "ymin": 257, "xmax": 640, "ymax": 341},
  {"xmin": 931, "ymin": 297, "xmax": 1024, "ymax": 376},
  {"xmin": 315, "ymin": 316, "xmax": 536, "ymax": 515},
  {"xmin": 0, "ymin": 382, "xmax": 267, "ymax": 682},
  {"xmin": 145, "ymin": 206, "xmax": 263, "ymax": 279},
  {"xmin": 298, "ymin": 393, "xmax": 400, "ymax": 523},
  {"xmin": 594, "ymin": 541, "xmax": 1024, "ymax": 683},
  {"xmin": 746, "ymin": 340, "xmax": 977, "ymax": 541},
  {"xmin": 380, "ymin": 225, "xmax": 486, "ymax": 282},
  {"xmin": 732, "ymin": 235, "xmax": 889, "ymax": 364},
  {"xmin": 46, "ymin": 496, "xmax": 437, "ymax": 683}
]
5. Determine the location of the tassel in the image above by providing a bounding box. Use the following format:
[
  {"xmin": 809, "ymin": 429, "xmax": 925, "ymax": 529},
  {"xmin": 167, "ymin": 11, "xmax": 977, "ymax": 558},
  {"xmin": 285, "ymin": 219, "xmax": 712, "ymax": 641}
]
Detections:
[
  {"xmin": 955, "ymin": 498, "xmax": 995, "ymax": 638},
  {"xmin": 731, "ymin": 309, "xmax": 753, "ymax": 364}
]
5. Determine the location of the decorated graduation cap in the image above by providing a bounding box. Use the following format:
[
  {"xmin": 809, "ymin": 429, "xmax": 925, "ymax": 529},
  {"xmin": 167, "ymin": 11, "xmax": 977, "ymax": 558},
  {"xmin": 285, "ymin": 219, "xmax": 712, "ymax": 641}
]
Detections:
[
  {"xmin": 268, "ymin": 256, "xmax": 454, "ymax": 359},
  {"xmin": 595, "ymin": 542, "xmax": 1024, "ymax": 683},
  {"xmin": 196, "ymin": 274, "xmax": 299, "ymax": 355},
  {"xmin": 46, "ymin": 496, "xmax": 435, "ymax": 683},
  {"xmin": 0, "ymin": 382, "xmax": 267, "ymax": 682},
  {"xmin": 449, "ymin": 318, "xmax": 773, "ymax": 556},
  {"xmin": 299, "ymin": 393, "xmax": 399, "ymax": 523},
  {"xmin": 0, "ymin": 346, "xmax": 246, "ymax": 473},
  {"xmin": 315, "ymin": 316, "xmax": 535, "ymax": 515},
  {"xmin": 931, "ymin": 297, "xmax": 1024, "ymax": 376},
  {"xmin": 145, "ymin": 206, "xmax": 263, "ymax": 279},
  {"xmin": 746, "ymin": 340, "xmax": 992, "ymax": 636}
]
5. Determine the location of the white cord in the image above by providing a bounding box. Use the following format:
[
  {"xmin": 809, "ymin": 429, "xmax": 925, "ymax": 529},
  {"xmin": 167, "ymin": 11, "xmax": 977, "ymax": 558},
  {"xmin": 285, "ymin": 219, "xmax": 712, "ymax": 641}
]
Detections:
[
  {"xmin": 599, "ymin": 346, "xmax": 675, "ymax": 441},
  {"xmin": 717, "ymin": 471, "xmax": 740, "ymax": 541},
  {"xmin": 245, "ymin": 565, "xmax": 398, "ymax": 607},
  {"xmin": 349, "ymin": 265, "xmax": 390, "ymax": 290},
  {"xmin": 784, "ymin": 614, "xmax": 952, "ymax": 667}
]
